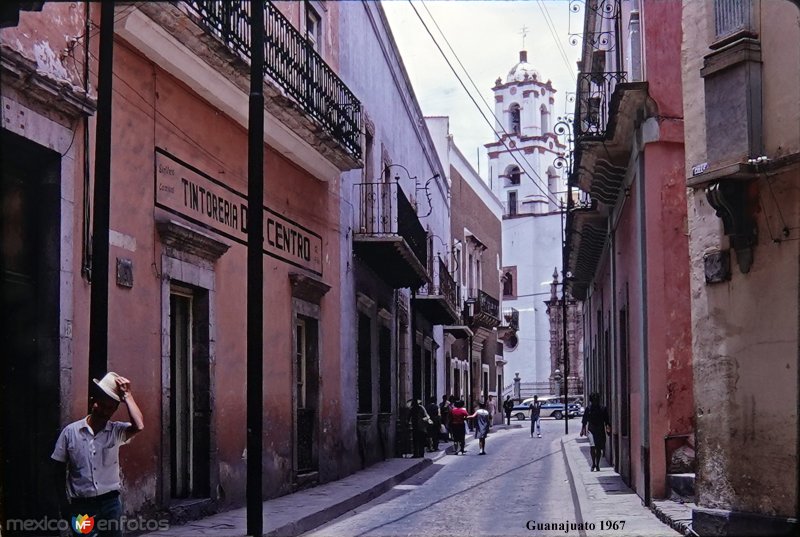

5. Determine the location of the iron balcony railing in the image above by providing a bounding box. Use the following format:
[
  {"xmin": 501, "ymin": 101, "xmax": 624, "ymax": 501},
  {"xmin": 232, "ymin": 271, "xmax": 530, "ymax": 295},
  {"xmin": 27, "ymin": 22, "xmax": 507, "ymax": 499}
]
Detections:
[
  {"xmin": 418, "ymin": 256, "xmax": 458, "ymax": 310},
  {"xmin": 502, "ymin": 307, "xmax": 519, "ymax": 330},
  {"xmin": 185, "ymin": 0, "xmax": 362, "ymax": 159},
  {"xmin": 353, "ymin": 182, "xmax": 427, "ymax": 267},
  {"xmin": 464, "ymin": 288, "xmax": 500, "ymax": 322},
  {"xmin": 574, "ymin": 70, "xmax": 626, "ymax": 140}
]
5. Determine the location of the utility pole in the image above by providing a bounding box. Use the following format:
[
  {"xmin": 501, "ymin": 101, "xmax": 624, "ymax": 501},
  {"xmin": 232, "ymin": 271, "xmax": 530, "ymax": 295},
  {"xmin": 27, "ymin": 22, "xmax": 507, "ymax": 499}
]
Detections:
[
  {"xmin": 88, "ymin": 1, "xmax": 115, "ymax": 399},
  {"xmin": 561, "ymin": 199, "xmax": 569, "ymax": 435},
  {"xmin": 246, "ymin": 2, "xmax": 265, "ymax": 536}
]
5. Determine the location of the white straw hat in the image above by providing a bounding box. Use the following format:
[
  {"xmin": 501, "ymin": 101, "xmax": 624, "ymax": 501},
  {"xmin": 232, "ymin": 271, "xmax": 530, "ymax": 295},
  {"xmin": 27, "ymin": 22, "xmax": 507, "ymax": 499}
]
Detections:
[{"xmin": 93, "ymin": 372, "xmax": 122, "ymax": 402}]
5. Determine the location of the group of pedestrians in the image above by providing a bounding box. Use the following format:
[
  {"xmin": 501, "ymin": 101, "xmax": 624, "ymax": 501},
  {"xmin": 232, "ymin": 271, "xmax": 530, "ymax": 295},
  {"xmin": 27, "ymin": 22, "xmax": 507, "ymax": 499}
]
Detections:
[{"xmin": 409, "ymin": 395, "xmax": 495, "ymax": 456}]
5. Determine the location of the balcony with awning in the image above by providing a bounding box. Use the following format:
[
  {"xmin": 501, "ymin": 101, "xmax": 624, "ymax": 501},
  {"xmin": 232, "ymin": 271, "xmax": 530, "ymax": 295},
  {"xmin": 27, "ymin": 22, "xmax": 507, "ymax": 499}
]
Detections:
[
  {"xmin": 413, "ymin": 256, "xmax": 459, "ymax": 325},
  {"xmin": 352, "ymin": 182, "xmax": 428, "ymax": 289}
]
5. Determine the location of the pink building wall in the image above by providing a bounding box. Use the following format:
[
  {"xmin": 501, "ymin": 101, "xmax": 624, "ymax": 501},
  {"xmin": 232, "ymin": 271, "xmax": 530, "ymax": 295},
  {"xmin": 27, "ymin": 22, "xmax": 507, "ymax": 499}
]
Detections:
[{"xmin": 101, "ymin": 39, "xmax": 346, "ymax": 510}]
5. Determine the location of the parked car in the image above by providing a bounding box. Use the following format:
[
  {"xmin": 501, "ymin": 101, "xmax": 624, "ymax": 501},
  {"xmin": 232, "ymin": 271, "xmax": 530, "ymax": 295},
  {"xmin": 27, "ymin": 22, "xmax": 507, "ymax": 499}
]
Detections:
[
  {"xmin": 511, "ymin": 403, "xmax": 531, "ymax": 421},
  {"xmin": 511, "ymin": 401, "xmax": 582, "ymax": 420}
]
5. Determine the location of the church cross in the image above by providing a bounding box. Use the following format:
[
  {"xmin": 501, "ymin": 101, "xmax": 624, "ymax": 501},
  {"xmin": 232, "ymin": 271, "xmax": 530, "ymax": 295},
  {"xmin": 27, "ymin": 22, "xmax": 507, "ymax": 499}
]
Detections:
[{"xmin": 520, "ymin": 25, "xmax": 529, "ymax": 49}]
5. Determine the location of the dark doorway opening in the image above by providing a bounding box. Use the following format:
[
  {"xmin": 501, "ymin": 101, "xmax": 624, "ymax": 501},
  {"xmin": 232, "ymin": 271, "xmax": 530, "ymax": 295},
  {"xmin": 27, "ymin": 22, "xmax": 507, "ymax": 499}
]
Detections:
[{"xmin": 0, "ymin": 129, "xmax": 61, "ymax": 534}]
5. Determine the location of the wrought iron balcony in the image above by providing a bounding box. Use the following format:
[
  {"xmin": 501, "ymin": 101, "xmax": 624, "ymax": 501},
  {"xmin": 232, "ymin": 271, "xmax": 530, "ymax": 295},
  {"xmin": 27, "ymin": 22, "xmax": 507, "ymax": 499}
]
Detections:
[
  {"xmin": 463, "ymin": 289, "xmax": 501, "ymax": 332},
  {"xmin": 352, "ymin": 182, "xmax": 428, "ymax": 289},
  {"xmin": 413, "ymin": 256, "xmax": 459, "ymax": 325},
  {"xmin": 502, "ymin": 307, "xmax": 519, "ymax": 330},
  {"xmin": 574, "ymin": 70, "xmax": 626, "ymax": 141},
  {"xmin": 497, "ymin": 306, "xmax": 519, "ymax": 343},
  {"xmin": 185, "ymin": 0, "xmax": 361, "ymax": 159}
]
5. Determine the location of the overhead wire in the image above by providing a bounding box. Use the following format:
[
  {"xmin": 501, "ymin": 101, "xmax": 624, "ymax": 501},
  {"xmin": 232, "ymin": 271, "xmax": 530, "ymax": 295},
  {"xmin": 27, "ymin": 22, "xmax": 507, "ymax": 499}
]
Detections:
[
  {"xmin": 412, "ymin": 1, "xmax": 563, "ymax": 207},
  {"xmin": 417, "ymin": 0, "xmax": 562, "ymax": 207},
  {"xmin": 536, "ymin": 0, "xmax": 577, "ymax": 83}
]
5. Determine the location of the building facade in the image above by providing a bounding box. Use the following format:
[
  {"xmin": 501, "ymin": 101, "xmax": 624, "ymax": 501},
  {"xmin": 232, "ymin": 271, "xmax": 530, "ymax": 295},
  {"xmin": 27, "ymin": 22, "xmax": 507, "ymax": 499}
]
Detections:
[
  {"xmin": 0, "ymin": 0, "xmax": 368, "ymax": 527},
  {"xmin": 681, "ymin": 0, "xmax": 800, "ymax": 534},
  {"xmin": 566, "ymin": 0, "xmax": 693, "ymax": 505},
  {"xmin": 487, "ymin": 51, "xmax": 568, "ymax": 394},
  {"xmin": 1, "ymin": 1, "xmax": 461, "ymax": 530},
  {"xmin": 428, "ymin": 117, "xmax": 506, "ymax": 414},
  {"xmin": 337, "ymin": 0, "xmax": 451, "ymax": 464}
]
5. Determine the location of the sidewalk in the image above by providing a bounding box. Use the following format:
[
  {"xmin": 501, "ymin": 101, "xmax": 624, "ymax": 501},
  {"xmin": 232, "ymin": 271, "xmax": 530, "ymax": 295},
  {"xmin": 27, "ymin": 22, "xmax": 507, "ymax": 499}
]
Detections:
[
  {"xmin": 560, "ymin": 432, "xmax": 687, "ymax": 536},
  {"xmin": 139, "ymin": 427, "xmax": 521, "ymax": 537}
]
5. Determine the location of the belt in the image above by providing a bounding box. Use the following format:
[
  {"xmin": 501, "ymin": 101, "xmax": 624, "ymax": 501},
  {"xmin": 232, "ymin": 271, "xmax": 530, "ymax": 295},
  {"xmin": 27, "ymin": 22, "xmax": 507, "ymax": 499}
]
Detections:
[{"xmin": 73, "ymin": 490, "xmax": 120, "ymax": 503}]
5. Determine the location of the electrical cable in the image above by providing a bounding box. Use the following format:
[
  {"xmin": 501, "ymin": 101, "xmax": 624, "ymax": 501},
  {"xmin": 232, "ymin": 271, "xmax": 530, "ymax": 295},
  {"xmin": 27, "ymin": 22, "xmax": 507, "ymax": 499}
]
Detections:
[
  {"xmin": 410, "ymin": 1, "xmax": 564, "ymax": 208},
  {"xmin": 416, "ymin": 0, "xmax": 563, "ymax": 207},
  {"xmin": 536, "ymin": 0, "xmax": 577, "ymax": 83}
]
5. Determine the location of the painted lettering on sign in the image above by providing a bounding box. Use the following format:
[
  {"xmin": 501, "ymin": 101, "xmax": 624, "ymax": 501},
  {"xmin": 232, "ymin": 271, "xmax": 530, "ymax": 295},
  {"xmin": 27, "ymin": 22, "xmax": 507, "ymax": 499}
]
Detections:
[{"xmin": 155, "ymin": 149, "xmax": 322, "ymax": 275}]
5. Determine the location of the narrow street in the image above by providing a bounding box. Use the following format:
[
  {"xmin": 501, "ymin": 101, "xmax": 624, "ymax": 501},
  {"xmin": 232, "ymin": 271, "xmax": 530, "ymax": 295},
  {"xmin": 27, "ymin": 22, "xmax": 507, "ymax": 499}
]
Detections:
[{"xmin": 305, "ymin": 421, "xmax": 673, "ymax": 537}]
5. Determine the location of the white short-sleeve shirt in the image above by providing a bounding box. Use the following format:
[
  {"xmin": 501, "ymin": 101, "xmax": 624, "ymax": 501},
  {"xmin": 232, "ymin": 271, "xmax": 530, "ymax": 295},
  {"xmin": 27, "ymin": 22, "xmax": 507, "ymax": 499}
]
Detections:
[{"xmin": 51, "ymin": 417, "xmax": 131, "ymax": 500}]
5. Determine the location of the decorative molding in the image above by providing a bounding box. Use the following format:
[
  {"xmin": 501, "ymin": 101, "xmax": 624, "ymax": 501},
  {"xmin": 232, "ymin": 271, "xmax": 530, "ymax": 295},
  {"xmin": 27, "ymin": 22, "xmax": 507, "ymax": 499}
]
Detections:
[
  {"xmin": 289, "ymin": 272, "xmax": 331, "ymax": 304},
  {"xmin": 156, "ymin": 219, "xmax": 230, "ymax": 261},
  {"xmin": 356, "ymin": 291, "xmax": 376, "ymax": 312},
  {"xmin": 0, "ymin": 45, "xmax": 96, "ymax": 118}
]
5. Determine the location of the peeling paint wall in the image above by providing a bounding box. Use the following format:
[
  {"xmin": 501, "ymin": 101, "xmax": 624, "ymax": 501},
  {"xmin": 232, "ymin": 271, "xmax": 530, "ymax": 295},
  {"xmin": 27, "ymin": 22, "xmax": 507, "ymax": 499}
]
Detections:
[{"xmin": 1, "ymin": 2, "xmax": 88, "ymax": 90}]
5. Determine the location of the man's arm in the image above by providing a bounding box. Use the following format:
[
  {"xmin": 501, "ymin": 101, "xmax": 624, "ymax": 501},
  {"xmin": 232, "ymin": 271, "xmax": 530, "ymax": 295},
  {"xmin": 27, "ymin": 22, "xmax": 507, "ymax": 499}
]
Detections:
[
  {"xmin": 52, "ymin": 460, "xmax": 68, "ymax": 512},
  {"xmin": 116, "ymin": 376, "xmax": 144, "ymax": 440}
]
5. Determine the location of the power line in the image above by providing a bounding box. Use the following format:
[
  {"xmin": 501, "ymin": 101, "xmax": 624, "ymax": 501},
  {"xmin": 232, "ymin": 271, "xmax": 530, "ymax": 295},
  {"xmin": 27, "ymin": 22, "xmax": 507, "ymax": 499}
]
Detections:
[
  {"xmin": 416, "ymin": 0, "xmax": 562, "ymax": 207},
  {"xmin": 410, "ymin": 1, "xmax": 562, "ymax": 207},
  {"xmin": 536, "ymin": 0, "xmax": 577, "ymax": 83}
]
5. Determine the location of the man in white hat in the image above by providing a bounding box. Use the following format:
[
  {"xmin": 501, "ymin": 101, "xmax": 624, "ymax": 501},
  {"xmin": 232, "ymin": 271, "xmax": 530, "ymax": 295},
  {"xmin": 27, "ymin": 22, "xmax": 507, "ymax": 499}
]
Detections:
[{"xmin": 51, "ymin": 372, "xmax": 144, "ymax": 537}]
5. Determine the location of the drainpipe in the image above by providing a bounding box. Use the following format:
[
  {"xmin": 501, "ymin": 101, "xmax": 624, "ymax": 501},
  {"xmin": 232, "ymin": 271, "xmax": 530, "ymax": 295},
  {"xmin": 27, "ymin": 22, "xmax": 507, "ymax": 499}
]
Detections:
[
  {"xmin": 411, "ymin": 288, "xmax": 417, "ymax": 402},
  {"xmin": 88, "ymin": 1, "xmax": 114, "ymax": 396},
  {"xmin": 246, "ymin": 2, "xmax": 265, "ymax": 535},
  {"xmin": 637, "ymin": 154, "xmax": 651, "ymax": 505},
  {"xmin": 467, "ymin": 335, "xmax": 473, "ymax": 412},
  {"xmin": 81, "ymin": 1, "xmax": 91, "ymax": 281}
]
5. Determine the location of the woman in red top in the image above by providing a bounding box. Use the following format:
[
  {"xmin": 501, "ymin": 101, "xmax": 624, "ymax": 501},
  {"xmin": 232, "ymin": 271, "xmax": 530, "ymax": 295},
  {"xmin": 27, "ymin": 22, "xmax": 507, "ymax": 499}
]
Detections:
[{"xmin": 449, "ymin": 400, "xmax": 469, "ymax": 454}]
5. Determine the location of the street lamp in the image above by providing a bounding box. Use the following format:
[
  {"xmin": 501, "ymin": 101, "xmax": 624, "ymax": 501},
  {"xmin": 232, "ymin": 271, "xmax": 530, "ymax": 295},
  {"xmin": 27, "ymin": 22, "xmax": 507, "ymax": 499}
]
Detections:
[{"xmin": 553, "ymin": 116, "xmax": 574, "ymax": 436}]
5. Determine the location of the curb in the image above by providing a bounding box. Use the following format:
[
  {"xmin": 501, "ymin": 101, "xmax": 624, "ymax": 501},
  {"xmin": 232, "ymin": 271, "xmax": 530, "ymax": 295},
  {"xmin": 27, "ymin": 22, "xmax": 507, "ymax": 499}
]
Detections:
[
  {"xmin": 264, "ymin": 458, "xmax": 432, "ymax": 537},
  {"xmin": 560, "ymin": 436, "xmax": 590, "ymax": 537},
  {"xmin": 650, "ymin": 500, "xmax": 697, "ymax": 536}
]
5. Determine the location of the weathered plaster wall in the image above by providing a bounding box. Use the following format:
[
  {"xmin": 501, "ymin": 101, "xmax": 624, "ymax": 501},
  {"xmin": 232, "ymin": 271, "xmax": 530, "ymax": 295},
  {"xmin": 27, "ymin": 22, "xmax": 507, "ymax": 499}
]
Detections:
[
  {"xmin": 1, "ymin": 2, "xmax": 87, "ymax": 90},
  {"xmin": 683, "ymin": 0, "xmax": 800, "ymax": 519}
]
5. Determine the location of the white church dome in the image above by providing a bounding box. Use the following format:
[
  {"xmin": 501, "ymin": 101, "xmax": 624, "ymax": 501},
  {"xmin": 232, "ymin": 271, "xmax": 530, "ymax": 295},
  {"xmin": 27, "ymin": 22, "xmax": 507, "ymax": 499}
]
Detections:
[{"xmin": 506, "ymin": 50, "xmax": 540, "ymax": 83}]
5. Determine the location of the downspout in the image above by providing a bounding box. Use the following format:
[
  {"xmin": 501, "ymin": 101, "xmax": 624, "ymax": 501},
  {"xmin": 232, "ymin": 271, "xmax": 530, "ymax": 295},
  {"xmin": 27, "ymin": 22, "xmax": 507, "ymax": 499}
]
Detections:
[
  {"xmin": 637, "ymin": 152, "xmax": 651, "ymax": 506},
  {"xmin": 81, "ymin": 1, "xmax": 91, "ymax": 281}
]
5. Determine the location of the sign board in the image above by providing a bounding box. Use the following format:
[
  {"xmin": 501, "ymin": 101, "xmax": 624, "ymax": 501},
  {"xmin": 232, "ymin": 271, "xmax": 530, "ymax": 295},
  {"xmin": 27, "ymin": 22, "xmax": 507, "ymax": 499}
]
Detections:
[
  {"xmin": 155, "ymin": 148, "xmax": 323, "ymax": 275},
  {"xmin": 691, "ymin": 162, "xmax": 709, "ymax": 176}
]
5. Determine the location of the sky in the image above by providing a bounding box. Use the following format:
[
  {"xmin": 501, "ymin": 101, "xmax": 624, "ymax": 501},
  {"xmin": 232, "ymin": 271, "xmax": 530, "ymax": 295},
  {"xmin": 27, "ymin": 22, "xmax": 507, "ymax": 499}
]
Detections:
[{"xmin": 382, "ymin": 0, "xmax": 580, "ymax": 179}]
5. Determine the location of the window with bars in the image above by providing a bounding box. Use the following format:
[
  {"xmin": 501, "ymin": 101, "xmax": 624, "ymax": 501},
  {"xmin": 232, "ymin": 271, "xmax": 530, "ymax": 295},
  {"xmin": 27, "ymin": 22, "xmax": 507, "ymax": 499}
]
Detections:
[
  {"xmin": 305, "ymin": 1, "xmax": 322, "ymax": 50},
  {"xmin": 714, "ymin": 0, "xmax": 752, "ymax": 38}
]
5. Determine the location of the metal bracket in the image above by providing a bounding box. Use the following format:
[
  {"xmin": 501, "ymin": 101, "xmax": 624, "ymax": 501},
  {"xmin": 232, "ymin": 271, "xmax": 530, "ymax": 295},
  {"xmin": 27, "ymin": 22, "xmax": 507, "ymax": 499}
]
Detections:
[{"xmin": 705, "ymin": 181, "xmax": 758, "ymax": 273}]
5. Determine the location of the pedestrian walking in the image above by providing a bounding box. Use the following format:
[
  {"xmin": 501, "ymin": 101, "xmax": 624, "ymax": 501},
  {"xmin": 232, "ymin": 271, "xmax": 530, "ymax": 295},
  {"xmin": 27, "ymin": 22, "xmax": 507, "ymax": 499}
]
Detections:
[
  {"xmin": 503, "ymin": 395, "xmax": 514, "ymax": 425},
  {"xmin": 580, "ymin": 392, "xmax": 611, "ymax": 471},
  {"xmin": 467, "ymin": 401, "xmax": 491, "ymax": 455},
  {"xmin": 52, "ymin": 372, "xmax": 144, "ymax": 537},
  {"xmin": 426, "ymin": 397, "xmax": 441, "ymax": 451},
  {"xmin": 409, "ymin": 399, "xmax": 430, "ymax": 458},
  {"xmin": 487, "ymin": 395, "xmax": 497, "ymax": 425},
  {"xmin": 449, "ymin": 400, "xmax": 469, "ymax": 454},
  {"xmin": 439, "ymin": 394, "xmax": 452, "ymax": 441},
  {"xmin": 529, "ymin": 395, "xmax": 542, "ymax": 438}
]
